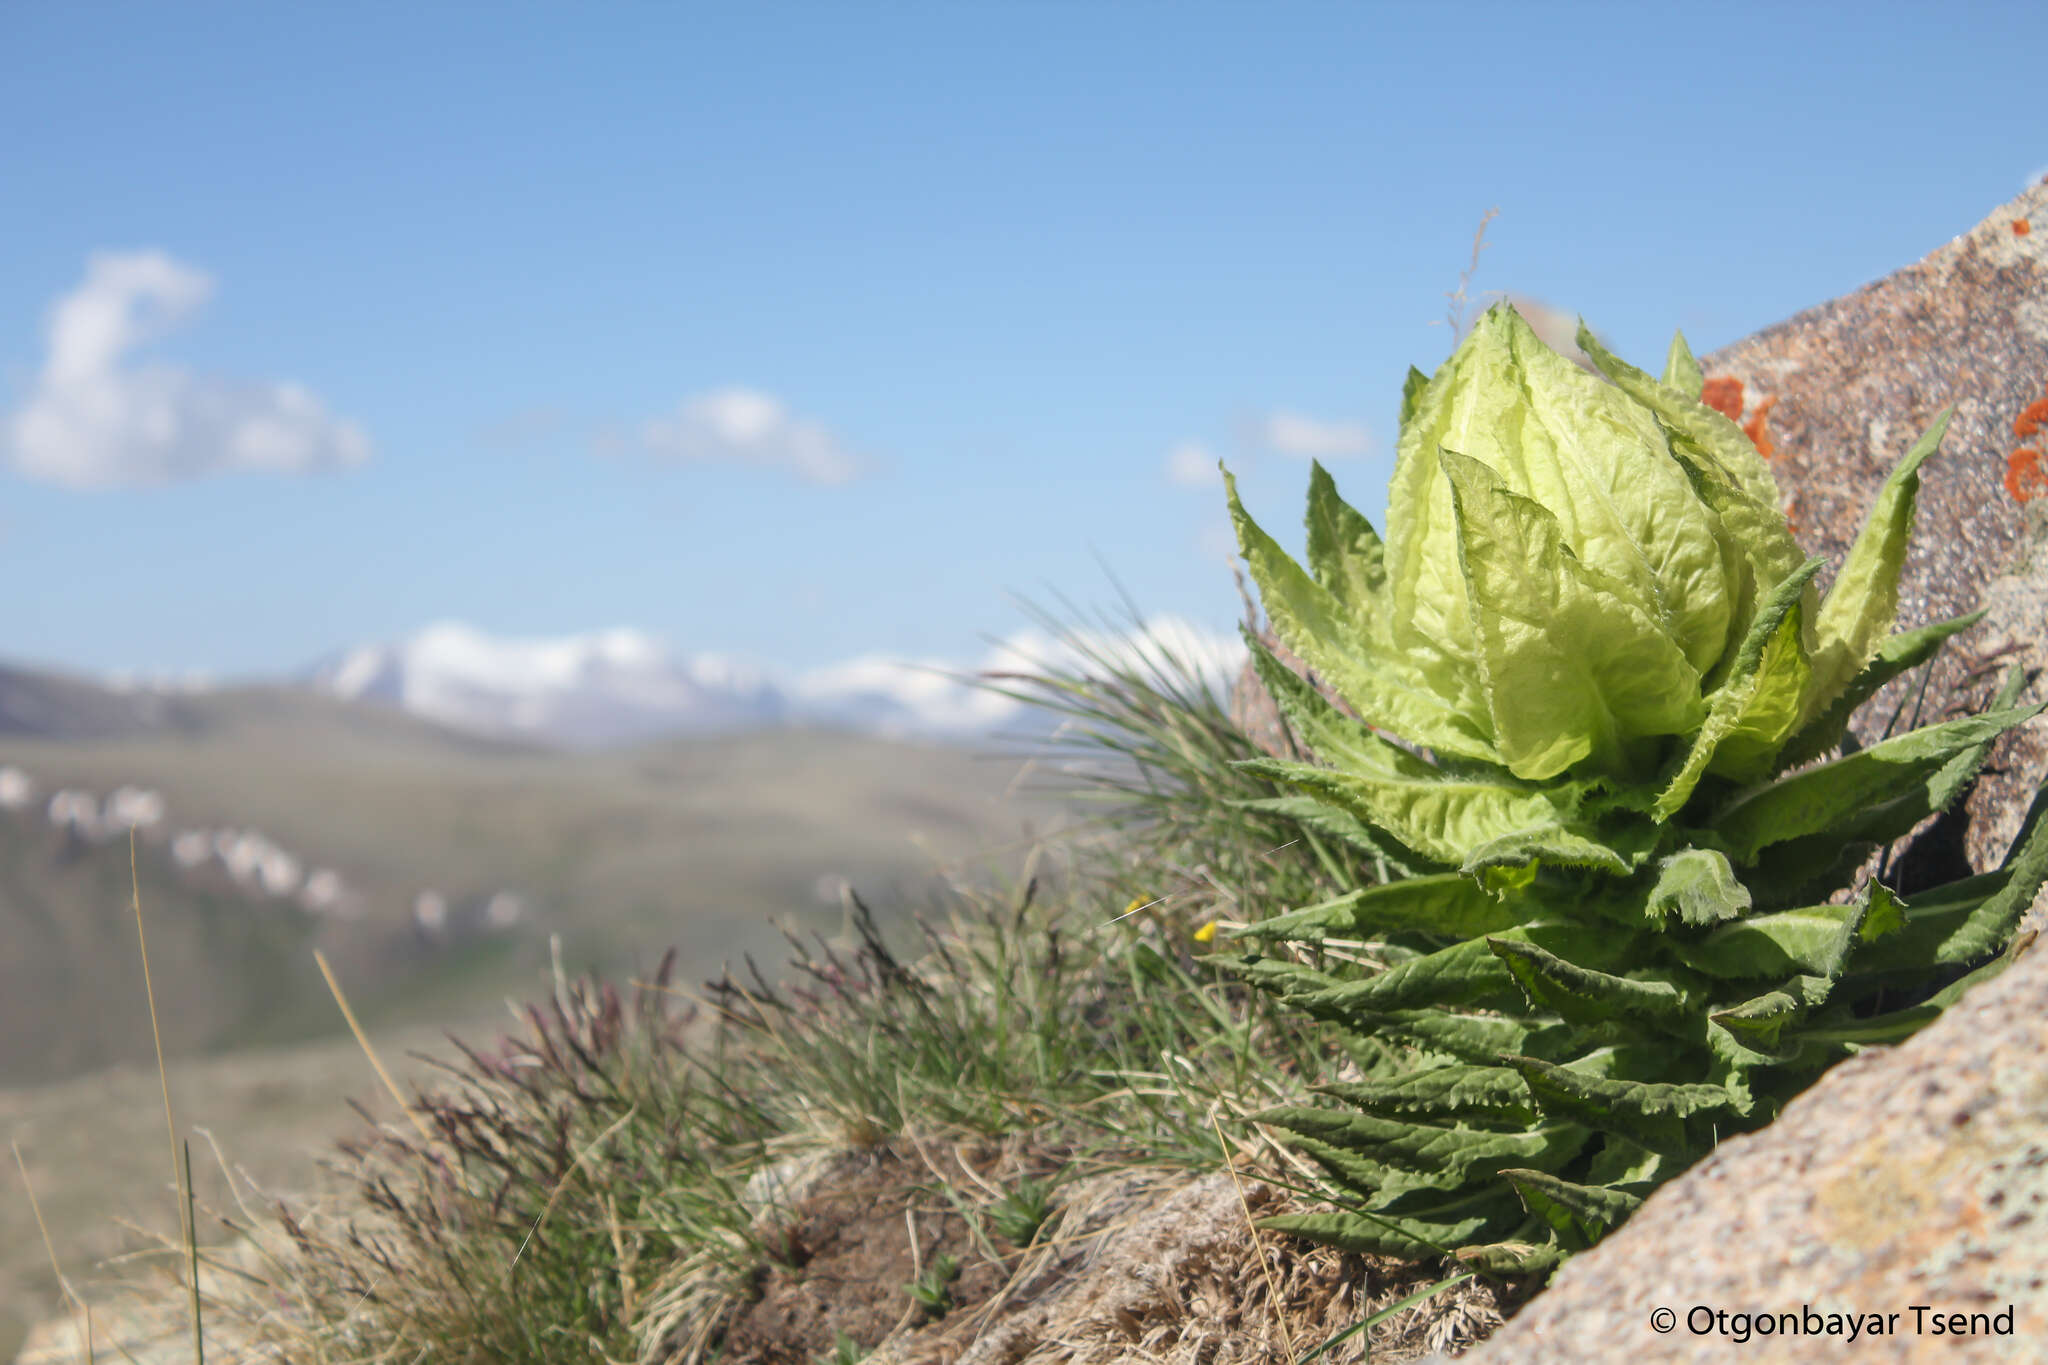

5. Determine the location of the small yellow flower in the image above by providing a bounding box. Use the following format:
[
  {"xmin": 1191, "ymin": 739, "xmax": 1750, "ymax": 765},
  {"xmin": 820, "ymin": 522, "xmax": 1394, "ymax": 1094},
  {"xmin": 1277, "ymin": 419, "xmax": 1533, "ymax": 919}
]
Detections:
[
  {"xmin": 1123, "ymin": 895, "xmax": 1150, "ymax": 917},
  {"xmin": 1193, "ymin": 920, "xmax": 1218, "ymax": 944}
]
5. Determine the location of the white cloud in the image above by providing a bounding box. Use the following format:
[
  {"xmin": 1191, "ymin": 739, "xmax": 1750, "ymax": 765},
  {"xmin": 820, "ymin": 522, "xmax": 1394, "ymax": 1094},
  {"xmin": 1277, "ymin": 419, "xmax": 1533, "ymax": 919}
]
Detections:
[
  {"xmin": 633, "ymin": 387, "xmax": 865, "ymax": 485},
  {"xmin": 2, "ymin": 251, "xmax": 371, "ymax": 488},
  {"xmin": 1252, "ymin": 410, "xmax": 1372, "ymax": 458},
  {"xmin": 1165, "ymin": 440, "xmax": 1220, "ymax": 487},
  {"xmin": 785, "ymin": 616, "xmax": 1250, "ymax": 737},
  {"xmin": 982, "ymin": 615, "xmax": 1248, "ymax": 700}
]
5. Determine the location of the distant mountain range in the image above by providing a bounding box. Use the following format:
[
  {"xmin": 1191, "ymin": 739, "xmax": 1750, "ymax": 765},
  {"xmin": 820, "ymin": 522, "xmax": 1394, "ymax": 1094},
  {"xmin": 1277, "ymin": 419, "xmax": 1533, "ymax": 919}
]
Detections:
[{"xmin": 299, "ymin": 618, "xmax": 1247, "ymax": 749}]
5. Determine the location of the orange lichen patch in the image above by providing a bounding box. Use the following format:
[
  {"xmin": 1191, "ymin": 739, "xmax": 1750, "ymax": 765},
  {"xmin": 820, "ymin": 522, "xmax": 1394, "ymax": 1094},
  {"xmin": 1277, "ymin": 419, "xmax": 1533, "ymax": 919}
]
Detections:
[
  {"xmin": 1700, "ymin": 375, "xmax": 1745, "ymax": 422},
  {"xmin": 2007, "ymin": 447, "xmax": 2047, "ymax": 504},
  {"xmin": 1742, "ymin": 393, "xmax": 1778, "ymax": 461},
  {"xmin": 2014, "ymin": 219, "xmax": 2032, "ymax": 237},
  {"xmin": 2014, "ymin": 398, "xmax": 2048, "ymax": 441},
  {"xmin": 1782, "ymin": 494, "xmax": 1803, "ymax": 537}
]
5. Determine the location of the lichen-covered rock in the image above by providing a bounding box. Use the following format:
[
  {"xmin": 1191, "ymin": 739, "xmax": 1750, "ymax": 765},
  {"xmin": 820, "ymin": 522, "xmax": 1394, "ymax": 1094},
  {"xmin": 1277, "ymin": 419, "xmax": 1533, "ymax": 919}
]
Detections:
[{"xmin": 1697, "ymin": 180, "xmax": 2048, "ymax": 874}]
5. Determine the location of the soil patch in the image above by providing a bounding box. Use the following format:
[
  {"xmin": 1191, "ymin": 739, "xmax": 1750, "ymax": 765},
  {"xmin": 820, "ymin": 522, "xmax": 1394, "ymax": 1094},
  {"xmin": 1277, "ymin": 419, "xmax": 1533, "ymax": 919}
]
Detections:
[{"xmin": 719, "ymin": 1146, "xmax": 1022, "ymax": 1363}]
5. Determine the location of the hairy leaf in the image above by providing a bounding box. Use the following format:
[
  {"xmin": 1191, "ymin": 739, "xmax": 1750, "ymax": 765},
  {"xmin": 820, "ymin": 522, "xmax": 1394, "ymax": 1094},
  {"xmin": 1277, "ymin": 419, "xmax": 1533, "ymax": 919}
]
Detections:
[
  {"xmin": 1389, "ymin": 308, "xmax": 1735, "ymax": 732},
  {"xmin": 1776, "ymin": 609, "xmax": 1987, "ymax": 768},
  {"xmin": 1505, "ymin": 1054, "xmax": 1744, "ymax": 1156},
  {"xmin": 1925, "ymin": 781, "xmax": 2048, "ymax": 965},
  {"xmin": 1499, "ymin": 1167, "xmax": 1644, "ymax": 1247},
  {"xmin": 1460, "ymin": 824, "xmax": 1644, "ymax": 879},
  {"xmin": 1304, "ymin": 460, "xmax": 1386, "ymax": 616},
  {"xmin": 1800, "ymin": 410, "xmax": 1951, "ymax": 726},
  {"xmin": 1230, "ymin": 795, "xmax": 1424, "ymax": 871},
  {"xmin": 1488, "ymin": 938, "xmax": 1691, "ymax": 1029},
  {"xmin": 1660, "ymin": 331, "xmax": 1704, "ymax": 400},
  {"xmin": 1316, "ymin": 1065, "xmax": 1537, "ymax": 1127},
  {"xmin": 1227, "ymin": 469, "xmax": 1497, "ymax": 761},
  {"xmin": 1258, "ymin": 1207, "xmax": 1506, "ymax": 1262},
  {"xmin": 1655, "ymin": 560, "xmax": 1824, "ymax": 812},
  {"xmin": 1298, "ymin": 922, "xmax": 1626, "ymax": 1017},
  {"xmin": 1360, "ymin": 1009, "xmax": 1559, "ymax": 1066},
  {"xmin": 1260, "ymin": 1104, "xmax": 1588, "ymax": 1188},
  {"xmin": 1706, "ymin": 990, "xmax": 1802, "ymax": 1051},
  {"xmin": 1709, "ymin": 702, "xmax": 2047, "ymax": 863},
  {"xmin": 1233, "ymin": 873, "xmax": 1519, "ymax": 944},
  {"xmin": 1645, "ymin": 847, "xmax": 1753, "ymax": 927}
]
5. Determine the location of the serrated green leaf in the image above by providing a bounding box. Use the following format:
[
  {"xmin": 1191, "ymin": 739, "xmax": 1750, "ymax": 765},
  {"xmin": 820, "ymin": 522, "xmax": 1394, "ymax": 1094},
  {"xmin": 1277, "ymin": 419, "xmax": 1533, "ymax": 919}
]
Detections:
[
  {"xmin": 1234, "ymin": 755, "xmax": 1583, "ymax": 873},
  {"xmin": 1707, "ymin": 990, "xmax": 1801, "ymax": 1049},
  {"xmin": 1796, "ymin": 952, "xmax": 2015, "ymax": 1051},
  {"xmin": 1838, "ymin": 870, "xmax": 2010, "ymax": 975},
  {"xmin": 1926, "ymin": 779, "xmax": 2048, "ymax": 965},
  {"xmin": 1296, "ymin": 921, "xmax": 1626, "ymax": 1018},
  {"xmin": 1860, "ymin": 882, "xmax": 1906, "ymax": 942},
  {"xmin": 1666, "ymin": 906, "xmax": 1850, "ymax": 979},
  {"xmin": 1645, "ymin": 848, "xmax": 1753, "ymax": 927},
  {"xmin": 1209, "ymin": 953, "xmax": 1342, "ymax": 999},
  {"xmin": 1498, "ymin": 1167, "xmax": 1644, "ymax": 1247},
  {"xmin": 1799, "ymin": 410, "xmax": 1952, "ymax": 728},
  {"xmin": 1504, "ymin": 1055, "xmax": 1744, "ymax": 1156},
  {"xmin": 1292, "ymin": 935, "xmax": 1519, "ymax": 1016},
  {"xmin": 1776, "ymin": 609, "xmax": 1988, "ymax": 768},
  {"xmin": 1286, "ymin": 1132, "xmax": 1399, "ymax": 1196},
  {"xmin": 1259, "ymin": 1104, "xmax": 1588, "ymax": 1188},
  {"xmin": 1744, "ymin": 835, "xmax": 1880, "ymax": 907},
  {"xmin": 1230, "ymin": 795, "xmax": 1424, "ymax": 872},
  {"xmin": 1582, "ymin": 1137, "xmax": 1666, "ymax": 1189},
  {"xmin": 1673, "ymin": 882, "xmax": 1885, "ymax": 981},
  {"xmin": 1258, "ymin": 1207, "xmax": 1502, "ymax": 1261},
  {"xmin": 1399, "ymin": 364, "xmax": 1430, "ymax": 431},
  {"xmin": 1304, "ymin": 460, "xmax": 1386, "ymax": 614},
  {"xmin": 1316, "ymin": 1065, "xmax": 1537, "ymax": 1127},
  {"xmin": 1487, "ymin": 938, "xmax": 1691, "ymax": 1028},
  {"xmin": 1227, "ymin": 468, "xmax": 1498, "ymax": 761},
  {"xmin": 1360, "ymin": 1009, "xmax": 1553, "ymax": 1066},
  {"xmin": 1458, "ymin": 1238, "xmax": 1567, "ymax": 1275},
  {"xmin": 1232, "ymin": 873, "xmax": 1518, "ymax": 944},
  {"xmin": 1441, "ymin": 449, "xmax": 1706, "ymax": 780},
  {"xmin": 1460, "ymin": 824, "xmax": 1642, "ymax": 878},
  {"xmin": 1655, "ymin": 560, "xmax": 1824, "ymax": 813},
  {"xmin": 1661, "ymin": 330, "xmax": 1704, "ymax": 399},
  {"xmin": 1710, "ymin": 702, "xmax": 2048, "ymax": 862}
]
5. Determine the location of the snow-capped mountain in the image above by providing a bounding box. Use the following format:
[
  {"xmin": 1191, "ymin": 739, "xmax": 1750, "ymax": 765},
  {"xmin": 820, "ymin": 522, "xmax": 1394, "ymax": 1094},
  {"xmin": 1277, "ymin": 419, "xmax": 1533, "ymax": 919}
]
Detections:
[{"xmin": 304, "ymin": 618, "xmax": 1247, "ymax": 748}]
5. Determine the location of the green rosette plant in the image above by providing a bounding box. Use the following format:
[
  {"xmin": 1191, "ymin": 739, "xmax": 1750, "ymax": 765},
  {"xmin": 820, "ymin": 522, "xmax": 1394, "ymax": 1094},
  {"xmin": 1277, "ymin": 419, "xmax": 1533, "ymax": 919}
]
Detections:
[{"xmin": 1220, "ymin": 302, "xmax": 2048, "ymax": 1274}]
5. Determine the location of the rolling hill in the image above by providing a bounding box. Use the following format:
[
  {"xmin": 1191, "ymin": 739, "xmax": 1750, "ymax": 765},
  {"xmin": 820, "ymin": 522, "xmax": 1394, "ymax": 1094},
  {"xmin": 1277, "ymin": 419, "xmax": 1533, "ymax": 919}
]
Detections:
[{"xmin": 0, "ymin": 666, "xmax": 1072, "ymax": 1086}]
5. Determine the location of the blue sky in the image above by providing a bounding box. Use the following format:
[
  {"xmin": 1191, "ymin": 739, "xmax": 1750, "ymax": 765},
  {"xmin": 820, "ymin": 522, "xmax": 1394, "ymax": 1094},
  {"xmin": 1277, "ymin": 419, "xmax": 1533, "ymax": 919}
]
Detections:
[{"xmin": 4, "ymin": 2, "xmax": 2045, "ymax": 682}]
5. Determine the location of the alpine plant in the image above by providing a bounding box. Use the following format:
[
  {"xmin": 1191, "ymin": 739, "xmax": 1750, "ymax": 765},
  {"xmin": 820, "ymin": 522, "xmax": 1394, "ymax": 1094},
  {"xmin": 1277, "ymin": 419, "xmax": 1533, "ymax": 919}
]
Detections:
[{"xmin": 1220, "ymin": 302, "xmax": 2048, "ymax": 1275}]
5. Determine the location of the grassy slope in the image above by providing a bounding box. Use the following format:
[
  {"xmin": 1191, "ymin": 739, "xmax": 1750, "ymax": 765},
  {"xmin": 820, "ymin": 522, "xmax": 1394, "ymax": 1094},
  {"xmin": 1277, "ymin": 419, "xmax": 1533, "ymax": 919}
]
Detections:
[{"xmin": 0, "ymin": 684, "xmax": 1070, "ymax": 1360}]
